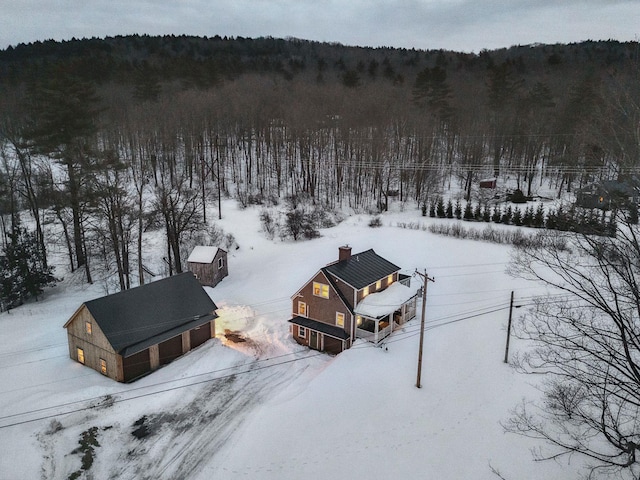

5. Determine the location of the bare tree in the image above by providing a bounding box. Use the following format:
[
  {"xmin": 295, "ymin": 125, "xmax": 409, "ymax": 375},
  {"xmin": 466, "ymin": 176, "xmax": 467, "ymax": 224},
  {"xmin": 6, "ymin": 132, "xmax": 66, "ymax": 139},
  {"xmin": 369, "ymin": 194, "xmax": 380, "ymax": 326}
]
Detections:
[{"xmin": 506, "ymin": 216, "xmax": 640, "ymax": 479}]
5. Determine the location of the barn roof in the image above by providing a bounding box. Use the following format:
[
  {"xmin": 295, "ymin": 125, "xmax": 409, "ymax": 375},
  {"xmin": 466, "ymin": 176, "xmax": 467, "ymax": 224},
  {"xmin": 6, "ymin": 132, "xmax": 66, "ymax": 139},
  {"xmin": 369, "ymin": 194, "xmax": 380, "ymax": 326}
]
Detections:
[
  {"xmin": 323, "ymin": 249, "xmax": 400, "ymax": 290},
  {"xmin": 187, "ymin": 246, "xmax": 223, "ymax": 264},
  {"xmin": 80, "ymin": 273, "xmax": 218, "ymax": 357}
]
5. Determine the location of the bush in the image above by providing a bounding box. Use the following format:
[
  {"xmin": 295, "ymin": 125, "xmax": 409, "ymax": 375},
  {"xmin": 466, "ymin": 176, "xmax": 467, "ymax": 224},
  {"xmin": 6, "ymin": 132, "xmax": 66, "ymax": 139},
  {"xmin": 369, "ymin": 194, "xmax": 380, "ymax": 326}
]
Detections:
[{"xmin": 369, "ymin": 216, "xmax": 382, "ymax": 228}]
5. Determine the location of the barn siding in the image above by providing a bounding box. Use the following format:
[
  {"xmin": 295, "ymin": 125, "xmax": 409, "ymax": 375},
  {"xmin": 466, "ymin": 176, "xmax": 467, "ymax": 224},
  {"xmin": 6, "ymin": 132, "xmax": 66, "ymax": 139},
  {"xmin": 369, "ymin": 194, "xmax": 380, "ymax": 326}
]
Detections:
[{"xmin": 65, "ymin": 305, "xmax": 121, "ymax": 381}]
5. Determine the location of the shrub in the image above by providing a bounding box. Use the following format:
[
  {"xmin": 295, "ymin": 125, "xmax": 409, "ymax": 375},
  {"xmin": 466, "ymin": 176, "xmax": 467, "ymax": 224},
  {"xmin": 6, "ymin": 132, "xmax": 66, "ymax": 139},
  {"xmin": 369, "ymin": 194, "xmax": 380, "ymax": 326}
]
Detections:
[{"xmin": 369, "ymin": 216, "xmax": 382, "ymax": 228}]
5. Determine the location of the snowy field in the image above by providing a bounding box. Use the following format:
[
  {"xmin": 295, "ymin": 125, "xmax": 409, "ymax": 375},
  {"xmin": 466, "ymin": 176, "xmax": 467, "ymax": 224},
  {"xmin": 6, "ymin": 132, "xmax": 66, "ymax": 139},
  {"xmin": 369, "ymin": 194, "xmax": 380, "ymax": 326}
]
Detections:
[{"xmin": 0, "ymin": 200, "xmax": 582, "ymax": 479}]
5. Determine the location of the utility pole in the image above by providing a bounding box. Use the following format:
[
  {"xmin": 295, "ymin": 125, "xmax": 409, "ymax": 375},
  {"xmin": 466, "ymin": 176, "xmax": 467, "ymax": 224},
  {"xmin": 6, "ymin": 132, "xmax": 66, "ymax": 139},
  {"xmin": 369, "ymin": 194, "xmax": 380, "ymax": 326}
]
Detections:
[
  {"xmin": 415, "ymin": 269, "xmax": 435, "ymax": 389},
  {"xmin": 504, "ymin": 290, "xmax": 514, "ymax": 364}
]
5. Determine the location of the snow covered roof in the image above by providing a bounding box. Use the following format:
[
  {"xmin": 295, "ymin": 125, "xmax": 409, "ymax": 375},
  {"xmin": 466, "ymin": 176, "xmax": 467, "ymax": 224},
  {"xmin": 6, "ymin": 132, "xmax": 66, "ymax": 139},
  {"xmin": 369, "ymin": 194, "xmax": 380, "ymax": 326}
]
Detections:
[
  {"xmin": 354, "ymin": 282, "xmax": 419, "ymax": 319},
  {"xmin": 187, "ymin": 246, "xmax": 221, "ymax": 264}
]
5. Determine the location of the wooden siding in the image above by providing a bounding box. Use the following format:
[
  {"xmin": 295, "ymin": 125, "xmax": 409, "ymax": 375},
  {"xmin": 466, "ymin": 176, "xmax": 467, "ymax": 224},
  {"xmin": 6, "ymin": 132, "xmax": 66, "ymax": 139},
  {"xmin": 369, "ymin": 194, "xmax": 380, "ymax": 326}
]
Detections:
[
  {"xmin": 65, "ymin": 305, "xmax": 122, "ymax": 381},
  {"xmin": 188, "ymin": 250, "xmax": 228, "ymax": 288},
  {"xmin": 295, "ymin": 271, "xmax": 351, "ymax": 334}
]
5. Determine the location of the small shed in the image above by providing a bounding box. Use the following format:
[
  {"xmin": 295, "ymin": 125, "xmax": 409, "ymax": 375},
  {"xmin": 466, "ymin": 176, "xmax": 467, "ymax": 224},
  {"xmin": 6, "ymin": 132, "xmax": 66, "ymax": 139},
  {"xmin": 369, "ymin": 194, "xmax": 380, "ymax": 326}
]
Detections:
[
  {"xmin": 187, "ymin": 246, "xmax": 228, "ymax": 288},
  {"xmin": 479, "ymin": 178, "xmax": 497, "ymax": 189}
]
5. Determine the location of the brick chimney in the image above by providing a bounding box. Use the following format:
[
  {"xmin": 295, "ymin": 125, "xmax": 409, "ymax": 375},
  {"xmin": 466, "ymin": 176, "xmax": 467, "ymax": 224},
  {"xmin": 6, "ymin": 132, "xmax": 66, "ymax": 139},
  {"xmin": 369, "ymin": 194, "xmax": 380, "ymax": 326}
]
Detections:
[{"xmin": 338, "ymin": 245, "xmax": 352, "ymax": 262}]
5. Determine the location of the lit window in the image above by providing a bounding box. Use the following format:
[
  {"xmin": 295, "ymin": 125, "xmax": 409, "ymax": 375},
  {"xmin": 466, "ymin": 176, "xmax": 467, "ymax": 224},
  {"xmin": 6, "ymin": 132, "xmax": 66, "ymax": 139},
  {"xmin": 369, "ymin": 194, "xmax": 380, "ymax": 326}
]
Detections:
[
  {"xmin": 336, "ymin": 312, "xmax": 345, "ymax": 327},
  {"xmin": 362, "ymin": 286, "xmax": 369, "ymax": 297},
  {"xmin": 299, "ymin": 326, "xmax": 306, "ymax": 338},
  {"xmin": 313, "ymin": 282, "xmax": 329, "ymax": 299},
  {"xmin": 85, "ymin": 321, "xmax": 92, "ymax": 335},
  {"xmin": 356, "ymin": 315, "xmax": 363, "ymax": 326},
  {"xmin": 100, "ymin": 358, "xmax": 107, "ymax": 375},
  {"xmin": 387, "ymin": 274, "xmax": 393, "ymax": 285},
  {"xmin": 77, "ymin": 348, "xmax": 85, "ymax": 364},
  {"xmin": 375, "ymin": 280, "xmax": 381, "ymax": 290},
  {"xmin": 218, "ymin": 257, "xmax": 224, "ymax": 270},
  {"xmin": 298, "ymin": 301, "xmax": 307, "ymax": 316}
]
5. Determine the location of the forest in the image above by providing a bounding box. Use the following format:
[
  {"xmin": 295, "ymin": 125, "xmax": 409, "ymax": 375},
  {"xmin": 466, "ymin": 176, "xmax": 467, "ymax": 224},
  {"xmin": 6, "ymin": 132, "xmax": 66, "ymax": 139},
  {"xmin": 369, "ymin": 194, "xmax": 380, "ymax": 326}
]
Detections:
[{"xmin": 0, "ymin": 35, "xmax": 639, "ymax": 301}]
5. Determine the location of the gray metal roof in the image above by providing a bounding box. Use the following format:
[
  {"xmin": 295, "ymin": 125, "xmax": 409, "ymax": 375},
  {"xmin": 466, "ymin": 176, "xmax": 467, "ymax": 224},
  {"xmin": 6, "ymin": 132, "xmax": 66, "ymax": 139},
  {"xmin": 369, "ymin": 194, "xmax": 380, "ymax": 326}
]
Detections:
[
  {"xmin": 323, "ymin": 249, "xmax": 400, "ymax": 290},
  {"xmin": 83, "ymin": 272, "xmax": 218, "ymax": 357}
]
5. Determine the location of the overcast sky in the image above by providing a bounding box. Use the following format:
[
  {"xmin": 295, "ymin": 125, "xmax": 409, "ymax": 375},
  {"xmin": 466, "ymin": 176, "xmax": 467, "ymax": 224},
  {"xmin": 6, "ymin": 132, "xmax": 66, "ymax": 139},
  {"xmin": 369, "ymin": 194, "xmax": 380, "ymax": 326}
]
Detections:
[{"xmin": 0, "ymin": 1, "xmax": 638, "ymax": 53}]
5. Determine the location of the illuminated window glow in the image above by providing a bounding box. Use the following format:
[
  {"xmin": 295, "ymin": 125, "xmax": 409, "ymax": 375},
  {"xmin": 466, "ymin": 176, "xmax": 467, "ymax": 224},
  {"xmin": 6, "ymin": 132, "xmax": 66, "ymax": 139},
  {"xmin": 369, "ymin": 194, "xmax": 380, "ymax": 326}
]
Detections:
[
  {"xmin": 77, "ymin": 348, "xmax": 85, "ymax": 364},
  {"xmin": 313, "ymin": 282, "xmax": 329, "ymax": 299},
  {"xmin": 387, "ymin": 274, "xmax": 393, "ymax": 285},
  {"xmin": 375, "ymin": 280, "xmax": 381, "ymax": 290},
  {"xmin": 336, "ymin": 312, "xmax": 345, "ymax": 327},
  {"xmin": 362, "ymin": 286, "xmax": 369, "ymax": 297},
  {"xmin": 85, "ymin": 321, "xmax": 92, "ymax": 335},
  {"xmin": 356, "ymin": 315, "xmax": 363, "ymax": 326},
  {"xmin": 298, "ymin": 301, "xmax": 307, "ymax": 316},
  {"xmin": 100, "ymin": 358, "xmax": 107, "ymax": 375}
]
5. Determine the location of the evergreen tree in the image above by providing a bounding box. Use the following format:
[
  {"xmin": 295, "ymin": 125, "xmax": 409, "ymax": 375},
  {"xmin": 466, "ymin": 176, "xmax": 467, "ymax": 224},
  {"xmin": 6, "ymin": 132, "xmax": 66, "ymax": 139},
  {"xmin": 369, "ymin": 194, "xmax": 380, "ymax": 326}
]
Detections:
[
  {"xmin": 492, "ymin": 206, "xmax": 502, "ymax": 223},
  {"xmin": 0, "ymin": 225, "xmax": 55, "ymax": 309},
  {"xmin": 513, "ymin": 207, "xmax": 523, "ymax": 226},
  {"xmin": 445, "ymin": 199, "xmax": 453, "ymax": 219},
  {"xmin": 436, "ymin": 197, "xmax": 445, "ymax": 218},
  {"xmin": 534, "ymin": 203, "xmax": 545, "ymax": 227},
  {"xmin": 454, "ymin": 200, "xmax": 462, "ymax": 220},
  {"xmin": 463, "ymin": 202, "xmax": 473, "ymax": 220}
]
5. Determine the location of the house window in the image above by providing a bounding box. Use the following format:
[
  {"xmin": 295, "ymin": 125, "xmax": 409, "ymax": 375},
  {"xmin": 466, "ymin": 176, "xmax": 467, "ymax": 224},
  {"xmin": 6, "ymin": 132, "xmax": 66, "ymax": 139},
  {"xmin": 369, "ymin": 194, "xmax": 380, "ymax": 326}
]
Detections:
[
  {"xmin": 313, "ymin": 282, "xmax": 329, "ymax": 299},
  {"xmin": 100, "ymin": 358, "xmax": 107, "ymax": 375},
  {"xmin": 85, "ymin": 321, "xmax": 92, "ymax": 335},
  {"xmin": 218, "ymin": 257, "xmax": 224, "ymax": 270},
  {"xmin": 375, "ymin": 280, "xmax": 381, "ymax": 290},
  {"xmin": 336, "ymin": 312, "xmax": 345, "ymax": 327},
  {"xmin": 356, "ymin": 315, "xmax": 363, "ymax": 326},
  {"xmin": 77, "ymin": 347, "xmax": 85, "ymax": 364},
  {"xmin": 362, "ymin": 286, "xmax": 369, "ymax": 297},
  {"xmin": 298, "ymin": 301, "xmax": 307, "ymax": 316},
  {"xmin": 387, "ymin": 274, "xmax": 393, "ymax": 285},
  {"xmin": 299, "ymin": 326, "xmax": 306, "ymax": 338}
]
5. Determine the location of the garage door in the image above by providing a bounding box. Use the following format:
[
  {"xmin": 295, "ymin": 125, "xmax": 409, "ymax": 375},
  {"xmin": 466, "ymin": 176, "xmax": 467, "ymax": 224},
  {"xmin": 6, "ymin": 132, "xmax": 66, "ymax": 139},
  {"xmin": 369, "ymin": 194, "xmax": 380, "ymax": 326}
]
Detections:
[
  {"xmin": 190, "ymin": 323, "xmax": 211, "ymax": 350},
  {"xmin": 159, "ymin": 335, "xmax": 183, "ymax": 365},
  {"xmin": 123, "ymin": 349, "xmax": 151, "ymax": 382}
]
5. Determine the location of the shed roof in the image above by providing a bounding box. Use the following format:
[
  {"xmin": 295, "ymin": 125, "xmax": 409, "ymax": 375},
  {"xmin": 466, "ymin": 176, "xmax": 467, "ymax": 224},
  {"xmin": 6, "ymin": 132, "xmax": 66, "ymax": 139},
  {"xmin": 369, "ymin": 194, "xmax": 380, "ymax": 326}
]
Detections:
[
  {"xmin": 187, "ymin": 246, "xmax": 223, "ymax": 264},
  {"xmin": 79, "ymin": 273, "xmax": 218, "ymax": 357},
  {"xmin": 324, "ymin": 249, "xmax": 400, "ymax": 289}
]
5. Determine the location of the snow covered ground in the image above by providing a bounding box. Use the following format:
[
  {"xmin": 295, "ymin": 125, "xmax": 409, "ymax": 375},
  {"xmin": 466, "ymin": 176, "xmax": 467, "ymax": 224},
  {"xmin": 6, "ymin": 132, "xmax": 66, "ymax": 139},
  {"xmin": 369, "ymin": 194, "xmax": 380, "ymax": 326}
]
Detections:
[{"xmin": 0, "ymin": 200, "xmax": 581, "ymax": 479}]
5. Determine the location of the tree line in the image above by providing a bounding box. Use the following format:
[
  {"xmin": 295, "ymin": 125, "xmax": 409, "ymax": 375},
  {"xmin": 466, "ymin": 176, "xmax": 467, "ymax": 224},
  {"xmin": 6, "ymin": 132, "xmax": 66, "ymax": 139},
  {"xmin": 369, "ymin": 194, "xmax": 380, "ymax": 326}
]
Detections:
[{"xmin": 0, "ymin": 36, "xmax": 638, "ymax": 297}]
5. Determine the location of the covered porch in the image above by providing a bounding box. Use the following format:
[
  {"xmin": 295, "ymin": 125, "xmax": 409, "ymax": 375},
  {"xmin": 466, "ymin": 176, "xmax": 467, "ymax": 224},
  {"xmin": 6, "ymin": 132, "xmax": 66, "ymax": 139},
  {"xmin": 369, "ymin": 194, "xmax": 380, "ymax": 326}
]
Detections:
[{"xmin": 354, "ymin": 282, "xmax": 419, "ymax": 344}]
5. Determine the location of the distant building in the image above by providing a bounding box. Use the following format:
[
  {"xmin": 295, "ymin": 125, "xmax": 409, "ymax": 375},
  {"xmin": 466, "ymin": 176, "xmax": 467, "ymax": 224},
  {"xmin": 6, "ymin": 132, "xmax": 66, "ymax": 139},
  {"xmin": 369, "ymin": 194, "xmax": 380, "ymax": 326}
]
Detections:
[
  {"xmin": 63, "ymin": 273, "xmax": 218, "ymax": 382},
  {"xmin": 289, "ymin": 246, "xmax": 418, "ymax": 354},
  {"xmin": 187, "ymin": 246, "xmax": 228, "ymax": 288},
  {"xmin": 575, "ymin": 179, "xmax": 639, "ymax": 210},
  {"xmin": 479, "ymin": 178, "xmax": 497, "ymax": 189}
]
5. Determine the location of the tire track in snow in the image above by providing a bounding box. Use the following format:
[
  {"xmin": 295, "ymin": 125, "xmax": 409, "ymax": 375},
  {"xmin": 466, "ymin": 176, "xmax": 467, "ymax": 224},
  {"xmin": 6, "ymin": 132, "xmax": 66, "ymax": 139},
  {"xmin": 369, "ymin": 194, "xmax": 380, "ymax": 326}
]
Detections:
[{"xmin": 109, "ymin": 354, "xmax": 316, "ymax": 480}]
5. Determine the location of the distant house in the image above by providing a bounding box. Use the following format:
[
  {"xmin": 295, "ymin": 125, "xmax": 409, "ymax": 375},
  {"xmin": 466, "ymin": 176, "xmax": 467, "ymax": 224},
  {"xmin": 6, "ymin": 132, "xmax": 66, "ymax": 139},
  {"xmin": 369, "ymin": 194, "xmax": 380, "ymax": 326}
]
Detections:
[
  {"xmin": 63, "ymin": 273, "xmax": 218, "ymax": 382},
  {"xmin": 187, "ymin": 246, "xmax": 228, "ymax": 288},
  {"xmin": 289, "ymin": 246, "xmax": 418, "ymax": 354},
  {"xmin": 479, "ymin": 178, "xmax": 497, "ymax": 189},
  {"xmin": 576, "ymin": 179, "xmax": 639, "ymax": 210}
]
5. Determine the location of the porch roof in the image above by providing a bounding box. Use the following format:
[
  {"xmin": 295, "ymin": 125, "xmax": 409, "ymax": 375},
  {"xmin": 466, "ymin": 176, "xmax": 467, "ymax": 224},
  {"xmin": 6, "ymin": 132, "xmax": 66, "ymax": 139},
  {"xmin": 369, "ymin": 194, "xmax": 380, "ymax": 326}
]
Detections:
[
  {"xmin": 288, "ymin": 316, "xmax": 350, "ymax": 340},
  {"xmin": 354, "ymin": 282, "xmax": 419, "ymax": 319}
]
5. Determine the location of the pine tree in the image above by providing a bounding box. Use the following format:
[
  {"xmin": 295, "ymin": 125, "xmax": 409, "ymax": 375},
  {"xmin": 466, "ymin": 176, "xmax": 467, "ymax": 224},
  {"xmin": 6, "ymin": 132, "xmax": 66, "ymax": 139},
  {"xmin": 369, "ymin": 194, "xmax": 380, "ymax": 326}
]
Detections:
[
  {"xmin": 0, "ymin": 225, "xmax": 55, "ymax": 309},
  {"xmin": 454, "ymin": 200, "xmax": 462, "ymax": 220},
  {"xmin": 446, "ymin": 200, "xmax": 454, "ymax": 219}
]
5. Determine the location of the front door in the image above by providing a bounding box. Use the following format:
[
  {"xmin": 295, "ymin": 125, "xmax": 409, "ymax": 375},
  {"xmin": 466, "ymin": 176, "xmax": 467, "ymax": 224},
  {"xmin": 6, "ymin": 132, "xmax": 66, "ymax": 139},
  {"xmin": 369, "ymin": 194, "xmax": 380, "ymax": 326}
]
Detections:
[{"xmin": 310, "ymin": 330, "xmax": 320, "ymax": 350}]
